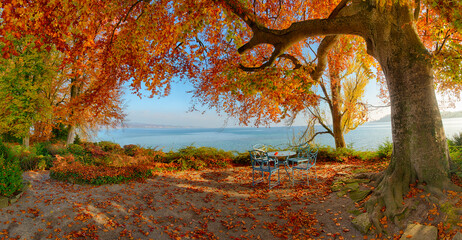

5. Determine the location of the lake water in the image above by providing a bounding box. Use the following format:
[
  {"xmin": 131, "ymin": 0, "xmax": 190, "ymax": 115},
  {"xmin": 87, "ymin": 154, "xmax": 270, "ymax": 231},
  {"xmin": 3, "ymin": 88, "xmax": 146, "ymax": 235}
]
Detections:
[{"xmin": 96, "ymin": 118, "xmax": 462, "ymax": 152}]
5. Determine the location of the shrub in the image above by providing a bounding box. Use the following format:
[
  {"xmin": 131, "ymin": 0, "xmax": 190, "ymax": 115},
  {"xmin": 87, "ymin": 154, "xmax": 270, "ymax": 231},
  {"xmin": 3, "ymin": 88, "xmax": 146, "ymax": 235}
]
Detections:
[
  {"xmin": 376, "ymin": 140, "xmax": 393, "ymax": 159},
  {"xmin": 0, "ymin": 155, "xmax": 23, "ymax": 197},
  {"xmin": 448, "ymin": 132, "xmax": 462, "ymax": 178},
  {"xmin": 73, "ymin": 134, "xmax": 82, "ymax": 145},
  {"xmin": 123, "ymin": 144, "xmax": 141, "ymax": 157},
  {"xmin": 233, "ymin": 152, "xmax": 250, "ymax": 165},
  {"xmin": 81, "ymin": 142, "xmax": 109, "ymax": 159},
  {"xmin": 448, "ymin": 132, "xmax": 462, "ymax": 147},
  {"xmin": 166, "ymin": 146, "xmax": 233, "ymax": 170},
  {"xmin": 33, "ymin": 142, "xmax": 51, "ymax": 156},
  {"xmin": 67, "ymin": 144, "xmax": 86, "ymax": 156},
  {"xmin": 317, "ymin": 146, "xmax": 346, "ymax": 162},
  {"xmin": 46, "ymin": 143, "xmax": 67, "ymax": 156},
  {"xmin": 98, "ymin": 141, "xmax": 122, "ymax": 153},
  {"xmin": 315, "ymin": 145, "xmax": 377, "ymax": 162},
  {"xmin": 0, "ymin": 140, "xmax": 11, "ymax": 160},
  {"xmin": 50, "ymin": 155, "xmax": 152, "ymax": 185}
]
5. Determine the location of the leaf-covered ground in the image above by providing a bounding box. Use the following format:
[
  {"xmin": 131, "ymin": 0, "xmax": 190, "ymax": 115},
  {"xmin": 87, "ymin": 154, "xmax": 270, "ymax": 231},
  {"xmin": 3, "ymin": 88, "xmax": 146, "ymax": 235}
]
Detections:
[{"xmin": 1, "ymin": 160, "xmax": 461, "ymax": 240}]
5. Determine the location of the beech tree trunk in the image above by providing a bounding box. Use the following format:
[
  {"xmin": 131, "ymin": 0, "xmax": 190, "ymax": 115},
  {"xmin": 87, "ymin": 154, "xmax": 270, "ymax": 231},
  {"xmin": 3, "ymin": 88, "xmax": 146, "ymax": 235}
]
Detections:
[
  {"xmin": 23, "ymin": 134, "xmax": 30, "ymax": 148},
  {"xmin": 332, "ymin": 108, "xmax": 346, "ymax": 149},
  {"xmin": 66, "ymin": 77, "xmax": 79, "ymax": 146},
  {"xmin": 329, "ymin": 63, "xmax": 346, "ymax": 149},
  {"xmin": 365, "ymin": 5, "xmax": 452, "ymax": 221},
  {"xmin": 66, "ymin": 125, "xmax": 76, "ymax": 146}
]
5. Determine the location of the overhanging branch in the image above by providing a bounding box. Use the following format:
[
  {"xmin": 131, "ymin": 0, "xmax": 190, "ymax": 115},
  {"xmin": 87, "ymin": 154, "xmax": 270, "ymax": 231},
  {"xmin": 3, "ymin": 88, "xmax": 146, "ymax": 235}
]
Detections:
[{"xmin": 225, "ymin": 0, "xmax": 367, "ymax": 75}]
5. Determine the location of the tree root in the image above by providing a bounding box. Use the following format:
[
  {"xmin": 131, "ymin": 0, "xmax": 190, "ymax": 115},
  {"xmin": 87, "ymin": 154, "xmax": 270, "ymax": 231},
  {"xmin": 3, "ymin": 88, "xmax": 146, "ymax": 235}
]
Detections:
[{"xmin": 363, "ymin": 170, "xmax": 461, "ymax": 235}]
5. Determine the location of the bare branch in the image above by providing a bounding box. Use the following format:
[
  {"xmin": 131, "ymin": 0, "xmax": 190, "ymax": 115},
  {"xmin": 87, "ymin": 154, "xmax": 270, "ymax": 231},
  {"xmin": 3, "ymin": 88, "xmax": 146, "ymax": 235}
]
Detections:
[
  {"xmin": 436, "ymin": 29, "xmax": 452, "ymax": 55},
  {"xmin": 307, "ymin": 108, "xmax": 334, "ymax": 135},
  {"xmin": 305, "ymin": 131, "xmax": 331, "ymax": 143}
]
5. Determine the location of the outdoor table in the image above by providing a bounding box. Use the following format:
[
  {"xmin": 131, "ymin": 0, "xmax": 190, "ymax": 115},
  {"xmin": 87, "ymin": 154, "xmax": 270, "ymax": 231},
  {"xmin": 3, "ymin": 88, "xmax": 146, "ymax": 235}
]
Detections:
[{"xmin": 267, "ymin": 151, "xmax": 296, "ymax": 180}]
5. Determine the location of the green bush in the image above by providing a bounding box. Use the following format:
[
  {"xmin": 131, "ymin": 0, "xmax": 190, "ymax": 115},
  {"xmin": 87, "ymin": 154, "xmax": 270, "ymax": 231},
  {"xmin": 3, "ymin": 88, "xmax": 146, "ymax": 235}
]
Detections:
[
  {"xmin": 316, "ymin": 145, "xmax": 377, "ymax": 162},
  {"xmin": 233, "ymin": 152, "xmax": 250, "ymax": 165},
  {"xmin": 0, "ymin": 155, "xmax": 23, "ymax": 197},
  {"xmin": 33, "ymin": 142, "xmax": 51, "ymax": 156},
  {"xmin": 67, "ymin": 144, "xmax": 86, "ymax": 156},
  {"xmin": 376, "ymin": 140, "xmax": 393, "ymax": 159},
  {"xmin": 45, "ymin": 143, "xmax": 67, "ymax": 156},
  {"xmin": 19, "ymin": 154, "xmax": 38, "ymax": 171},
  {"xmin": 73, "ymin": 134, "xmax": 82, "ymax": 145},
  {"xmin": 0, "ymin": 140, "xmax": 11, "ymax": 160},
  {"xmin": 448, "ymin": 132, "xmax": 462, "ymax": 178},
  {"xmin": 98, "ymin": 141, "xmax": 122, "ymax": 153},
  {"xmin": 448, "ymin": 132, "xmax": 462, "ymax": 147},
  {"xmin": 317, "ymin": 146, "xmax": 348, "ymax": 162}
]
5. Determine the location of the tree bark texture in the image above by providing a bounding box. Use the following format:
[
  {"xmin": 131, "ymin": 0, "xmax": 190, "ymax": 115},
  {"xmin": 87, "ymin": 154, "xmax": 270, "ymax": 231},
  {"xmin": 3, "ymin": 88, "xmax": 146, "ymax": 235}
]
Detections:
[
  {"xmin": 363, "ymin": 4, "xmax": 451, "ymax": 220},
  {"xmin": 329, "ymin": 68, "xmax": 346, "ymax": 149},
  {"xmin": 66, "ymin": 78, "xmax": 80, "ymax": 146}
]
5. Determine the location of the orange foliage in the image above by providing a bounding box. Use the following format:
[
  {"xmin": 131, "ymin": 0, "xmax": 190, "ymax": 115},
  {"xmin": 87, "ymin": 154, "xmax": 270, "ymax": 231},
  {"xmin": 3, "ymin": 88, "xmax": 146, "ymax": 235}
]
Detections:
[{"xmin": 1, "ymin": 0, "xmax": 460, "ymax": 129}]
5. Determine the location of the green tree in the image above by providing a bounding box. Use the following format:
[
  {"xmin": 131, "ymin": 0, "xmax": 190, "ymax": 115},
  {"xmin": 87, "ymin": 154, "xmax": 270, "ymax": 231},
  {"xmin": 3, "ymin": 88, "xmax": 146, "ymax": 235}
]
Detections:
[{"xmin": 0, "ymin": 35, "xmax": 55, "ymax": 146}]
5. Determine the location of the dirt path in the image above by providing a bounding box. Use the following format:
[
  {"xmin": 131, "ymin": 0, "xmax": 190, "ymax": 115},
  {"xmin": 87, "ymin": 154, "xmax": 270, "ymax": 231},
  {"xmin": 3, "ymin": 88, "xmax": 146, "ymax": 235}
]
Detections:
[{"xmin": 1, "ymin": 164, "xmax": 377, "ymax": 239}]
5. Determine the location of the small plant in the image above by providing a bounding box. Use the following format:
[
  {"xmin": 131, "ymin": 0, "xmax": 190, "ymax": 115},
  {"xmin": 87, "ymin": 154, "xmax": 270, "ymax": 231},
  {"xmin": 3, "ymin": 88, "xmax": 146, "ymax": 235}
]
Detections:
[
  {"xmin": 0, "ymin": 155, "xmax": 23, "ymax": 197},
  {"xmin": 73, "ymin": 134, "xmax": 82, "ymax": 144},
  {"xmin": 448, "ymin": 132, "xmax": 462, "ymax": 147}
]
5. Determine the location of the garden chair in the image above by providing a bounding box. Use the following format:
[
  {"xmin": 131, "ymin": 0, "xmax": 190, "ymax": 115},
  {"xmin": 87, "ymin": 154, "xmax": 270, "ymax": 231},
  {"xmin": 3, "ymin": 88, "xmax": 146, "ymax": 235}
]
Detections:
[
  {"xmin": 287, "ymin": 145, "xmax": 318, "ymax": 186},
  {"xmin": 252, "ymin": 143, "xmax": 267, "ymax": 152},
  {"xmin": 249, "ymin": 149, "xmax": 280, "ymax": 189}
]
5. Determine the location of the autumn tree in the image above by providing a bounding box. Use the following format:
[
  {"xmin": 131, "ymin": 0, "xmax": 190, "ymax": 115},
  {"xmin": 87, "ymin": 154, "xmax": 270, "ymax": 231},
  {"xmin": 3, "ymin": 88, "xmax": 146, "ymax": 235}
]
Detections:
[
  {"xmin": 306, "ymin": 43, "xmax": 371, "ymax": 148},
  {"xmin": 212, "ymin": 0, "xmax": 462, "ymax": 230},
  {"xmin": 1, "ymin": 1, "xmax": 126, "ymax": 144}
]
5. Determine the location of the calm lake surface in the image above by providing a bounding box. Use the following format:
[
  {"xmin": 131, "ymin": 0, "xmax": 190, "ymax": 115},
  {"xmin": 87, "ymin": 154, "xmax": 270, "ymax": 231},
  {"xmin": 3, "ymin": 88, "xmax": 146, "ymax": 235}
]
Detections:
[{"xmin": 96, "ymin": 118, "xmax": 462, "ymax": 152}]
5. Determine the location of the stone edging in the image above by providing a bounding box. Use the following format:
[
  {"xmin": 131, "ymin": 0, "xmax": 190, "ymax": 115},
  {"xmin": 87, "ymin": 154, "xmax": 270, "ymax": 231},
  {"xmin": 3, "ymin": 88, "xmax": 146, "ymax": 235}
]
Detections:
[{"xmin": 0, "ymin": 180, "xmax": 31, "ymax": 208}]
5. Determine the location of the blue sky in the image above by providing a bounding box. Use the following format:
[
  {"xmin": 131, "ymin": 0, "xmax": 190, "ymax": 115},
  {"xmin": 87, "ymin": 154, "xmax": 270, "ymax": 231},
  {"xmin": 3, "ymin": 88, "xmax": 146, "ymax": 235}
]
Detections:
[{"xmin": 123, "ymin": 80, "xmax": 462, "ymax": 128}]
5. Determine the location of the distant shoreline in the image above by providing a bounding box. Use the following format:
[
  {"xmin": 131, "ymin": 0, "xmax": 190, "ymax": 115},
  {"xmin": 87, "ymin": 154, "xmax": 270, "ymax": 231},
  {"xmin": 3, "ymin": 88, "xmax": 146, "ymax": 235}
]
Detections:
[
  {"xmin": 121, "ymin": 113, "xmax": 462, "ymax": 129},
  {"xmin": 373, "ymin": 111, "xmax": 462, "ymax": 122}
]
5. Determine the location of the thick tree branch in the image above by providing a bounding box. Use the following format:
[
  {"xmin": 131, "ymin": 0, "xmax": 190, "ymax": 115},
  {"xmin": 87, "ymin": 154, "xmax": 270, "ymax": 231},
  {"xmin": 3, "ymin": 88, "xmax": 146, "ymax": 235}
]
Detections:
[
  {"xmin": 278, "ymin": 53, "xmax": 302, "ymax": 69},
  {"xmin": 218, "ymin": 0, "xmax": 367, "ymax": 72},
  {"xmin": 310, "ymin": 36, "xmax": 339, "ymax": 82}
]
